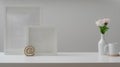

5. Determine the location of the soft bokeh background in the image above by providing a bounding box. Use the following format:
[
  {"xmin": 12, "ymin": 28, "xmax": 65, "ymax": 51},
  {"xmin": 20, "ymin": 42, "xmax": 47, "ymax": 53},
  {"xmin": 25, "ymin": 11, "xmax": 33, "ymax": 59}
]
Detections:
[{"xmin": 0, "ymin": 0, "xmax": 120, "ymax": 52}]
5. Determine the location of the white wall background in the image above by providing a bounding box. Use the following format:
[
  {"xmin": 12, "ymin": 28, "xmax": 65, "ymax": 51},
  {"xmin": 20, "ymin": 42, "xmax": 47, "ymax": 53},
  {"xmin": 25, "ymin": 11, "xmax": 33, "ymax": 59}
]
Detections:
[{"xmin": 0, "ymin": 0, "xmax": 120, "ymax": 52}]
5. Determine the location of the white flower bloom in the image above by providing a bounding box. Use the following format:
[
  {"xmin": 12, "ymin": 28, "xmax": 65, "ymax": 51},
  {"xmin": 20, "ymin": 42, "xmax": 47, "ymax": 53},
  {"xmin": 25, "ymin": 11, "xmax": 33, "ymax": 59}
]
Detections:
[
  {"xmin": 96, "ymin": 18, "xmax": 110, "ymax": 26},
  {"xmin": 96, "ymin": 19, "xmax": 104, "ymax": 26},
  {"xmin": 102, "ymin": 18, "xmax": 110, "ymax": 24}
]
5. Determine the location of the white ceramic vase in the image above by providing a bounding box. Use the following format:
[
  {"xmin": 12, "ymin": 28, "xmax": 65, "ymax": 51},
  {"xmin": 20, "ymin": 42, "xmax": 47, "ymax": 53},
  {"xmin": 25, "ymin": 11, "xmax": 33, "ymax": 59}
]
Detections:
[{"xmin": 98, "ymin": 34, "xmax": 107, "ymax": 55}]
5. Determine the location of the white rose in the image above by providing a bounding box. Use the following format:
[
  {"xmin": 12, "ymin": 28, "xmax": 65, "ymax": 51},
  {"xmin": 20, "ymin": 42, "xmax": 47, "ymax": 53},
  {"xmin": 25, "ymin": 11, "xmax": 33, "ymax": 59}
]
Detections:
[
  {"xmin": 102, "ymin": 18, "xmax": 110, "ymax": 25},
  {"xmin": 96, "ymin": 18, "xmax": 110, "ymax": 26},
  {"xmin": 96, "ymin": 19, "xmax": 104, "ymax": 26}
]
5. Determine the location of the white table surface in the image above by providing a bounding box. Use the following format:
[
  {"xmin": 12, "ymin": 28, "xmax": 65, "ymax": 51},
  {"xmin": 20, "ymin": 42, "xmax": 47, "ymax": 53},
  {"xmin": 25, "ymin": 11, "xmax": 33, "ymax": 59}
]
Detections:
[{"xmin": 0, "ymin": 52, "xmax": 120, "ymax": 63}]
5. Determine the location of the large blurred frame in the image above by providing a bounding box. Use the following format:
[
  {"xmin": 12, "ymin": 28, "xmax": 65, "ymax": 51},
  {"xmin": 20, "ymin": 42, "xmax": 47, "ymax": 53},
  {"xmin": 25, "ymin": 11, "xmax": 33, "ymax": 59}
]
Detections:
[{"xmin": 5, "ymin": 7, "xmax": 40, "ymax": 55}]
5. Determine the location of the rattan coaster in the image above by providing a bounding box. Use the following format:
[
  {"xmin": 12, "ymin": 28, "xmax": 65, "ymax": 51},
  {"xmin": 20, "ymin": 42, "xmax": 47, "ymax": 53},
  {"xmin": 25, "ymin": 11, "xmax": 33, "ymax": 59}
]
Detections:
[{"xmin": 24, "ymin": 45, "xmax": 35, "ymax": 56}]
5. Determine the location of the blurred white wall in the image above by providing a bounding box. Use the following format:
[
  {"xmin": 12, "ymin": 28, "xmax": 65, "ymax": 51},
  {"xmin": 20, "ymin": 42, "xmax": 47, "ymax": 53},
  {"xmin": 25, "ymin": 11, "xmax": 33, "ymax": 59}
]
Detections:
[{"xmin": 0, "ymin": 0, "xmax": 120, "ymax": 52}]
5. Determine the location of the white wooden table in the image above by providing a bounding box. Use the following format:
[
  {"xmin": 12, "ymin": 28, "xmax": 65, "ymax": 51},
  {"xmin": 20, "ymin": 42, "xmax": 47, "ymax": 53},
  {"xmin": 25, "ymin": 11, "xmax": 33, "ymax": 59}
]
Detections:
[
  {"xmin": 0, "ymin": 52, "xmax": 120, "ymax": 63},
  {"xmin": 0, "ymin": 52, "xmax": 120, "ymax": 67}
]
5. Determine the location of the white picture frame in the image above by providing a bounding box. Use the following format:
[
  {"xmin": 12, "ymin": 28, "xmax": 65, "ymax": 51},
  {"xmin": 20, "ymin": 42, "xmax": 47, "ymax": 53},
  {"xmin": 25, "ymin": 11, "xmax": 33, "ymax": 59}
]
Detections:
[
  {"xmin": 5, "ymin": 7, "xmax": 40, "ymax": 55},
  {"xmin": 28, "ymin": 26, "xmax": 57, "ymax": 55}
]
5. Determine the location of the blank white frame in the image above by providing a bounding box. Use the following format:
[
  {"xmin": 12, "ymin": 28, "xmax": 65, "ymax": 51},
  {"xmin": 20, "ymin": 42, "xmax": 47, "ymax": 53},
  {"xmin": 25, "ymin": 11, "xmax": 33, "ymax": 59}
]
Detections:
[
  {"xmin": 5, "ymin": 7, "xmax": 40, "ymax": 55},
  {"xmin": 28, "ymin": 26, "xmax": 57, "ymax": 55}
]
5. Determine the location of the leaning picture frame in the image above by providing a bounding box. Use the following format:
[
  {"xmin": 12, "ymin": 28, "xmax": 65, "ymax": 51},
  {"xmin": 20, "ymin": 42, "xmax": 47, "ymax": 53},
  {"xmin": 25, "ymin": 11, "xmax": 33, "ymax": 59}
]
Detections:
[
  {"xmin": 27, "ymin": 26, "xmax": 57, "ymax": 56},
  {"xmin": 4, "ymin": 6, "xmax": 40, "ymax": 55}
]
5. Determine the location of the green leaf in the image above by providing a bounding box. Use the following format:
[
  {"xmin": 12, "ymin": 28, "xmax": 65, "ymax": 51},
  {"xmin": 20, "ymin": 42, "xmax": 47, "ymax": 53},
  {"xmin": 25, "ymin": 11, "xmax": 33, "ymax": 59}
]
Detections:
[{"xmin": 99, "ymin": 25, "xmax": 109, "ymax": 34}]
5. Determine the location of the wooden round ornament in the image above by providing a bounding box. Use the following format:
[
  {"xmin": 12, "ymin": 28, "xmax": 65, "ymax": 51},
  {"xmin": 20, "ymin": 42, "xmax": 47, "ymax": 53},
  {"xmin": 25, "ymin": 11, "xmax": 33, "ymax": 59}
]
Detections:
[{"xmin": 24, "ymin": 45, "xmax": 35, "ymax": 56}]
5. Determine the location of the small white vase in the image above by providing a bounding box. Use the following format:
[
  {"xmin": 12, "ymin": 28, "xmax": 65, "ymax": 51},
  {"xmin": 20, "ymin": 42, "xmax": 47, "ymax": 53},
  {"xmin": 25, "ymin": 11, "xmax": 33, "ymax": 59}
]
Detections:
[{"xmin": 98, "ymin": 34, "xmax": 107, "ymax": 55}]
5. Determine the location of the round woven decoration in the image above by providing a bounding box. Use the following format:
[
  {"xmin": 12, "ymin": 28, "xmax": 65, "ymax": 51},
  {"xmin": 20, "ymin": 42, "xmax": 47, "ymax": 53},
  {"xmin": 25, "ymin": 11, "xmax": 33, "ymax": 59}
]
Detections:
[{"xmin": 24, "ymin": 45, "xmax": 35, "ymax": 56}]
